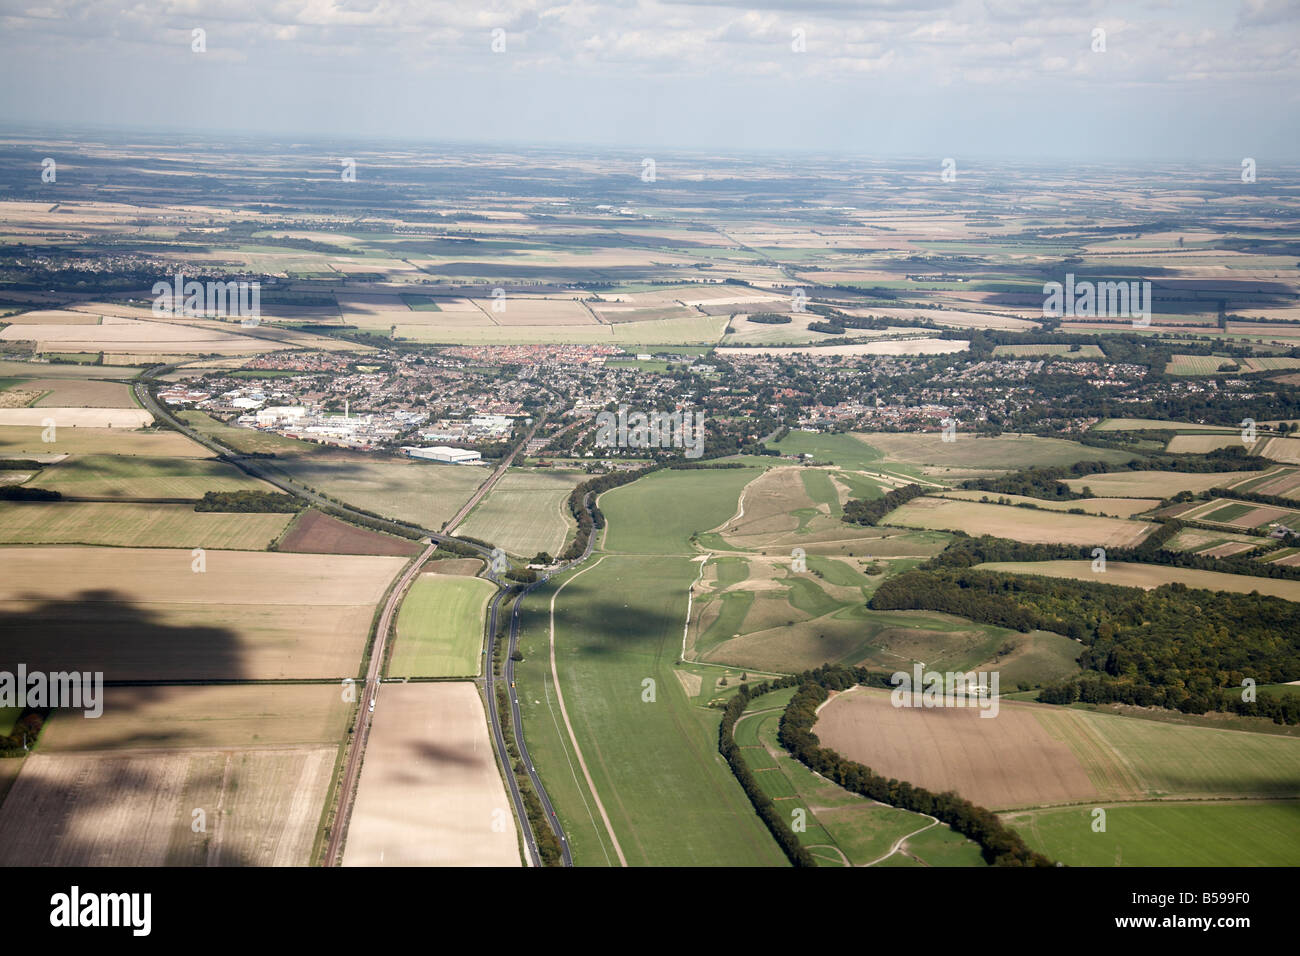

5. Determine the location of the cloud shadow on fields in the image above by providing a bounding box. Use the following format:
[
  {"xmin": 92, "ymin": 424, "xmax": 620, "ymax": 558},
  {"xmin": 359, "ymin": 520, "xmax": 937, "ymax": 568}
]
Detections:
[
  {"xmin": 0, "ymin": 591, "xmax": 258, "ymax": 866},
  {"xmin": 0, "ymin": 588, "xmax": 246, "ymax": 683}
]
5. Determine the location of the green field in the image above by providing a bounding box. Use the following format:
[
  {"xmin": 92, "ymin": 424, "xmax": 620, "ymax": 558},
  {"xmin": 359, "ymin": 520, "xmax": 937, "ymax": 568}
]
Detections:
[
  {"xmin": 769, "ymin": 432, "xmax": 885, "ymax": 471},
  {"xmin": 388, "ymin": 573, "xmax": 496, "ymax": 678},
  {"xmin": 30, "ymin": 454, "xmax": 273, "ymax": 499},
  {"xmin": 514, "ymin": 549, "xmax": 788, "ymax": 866},
  {"xmin": 599, "ymin": 465, "xmax": 764, "ymax": 554},
  {"xmin": 1002, "ymin": 802, "xmax": 1300, "ymax": 866},
  {"xmin": 0, "ymin": 501, "xmax": 292, "ymax": 550},
  {"xmin": 457, "ymin": 468, "xmax": 584, "ymax": 557}
]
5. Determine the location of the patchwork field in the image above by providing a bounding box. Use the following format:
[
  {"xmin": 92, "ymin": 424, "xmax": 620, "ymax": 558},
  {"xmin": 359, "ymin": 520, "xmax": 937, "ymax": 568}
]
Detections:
[
  {"xmin": 937, "ymin": 489, "xmax": 1159, "ymax": 518},
  {"xmin": 886, "ymin": 496, "xmax": 1154, "ymax": 547},
  {"xmin": 977, "ymin": 559, "xmax": 1300, "ymax": 602},
  {"xmin": 1174, "ymin": 496, "xmax": 1300, "ymax": 531},
  {"xmin": 38, "ymin": 683, "xmax": 351, "ymax": 752},
  {"xmin": 0, "ymin": 500, "xmax": 292, "ymax": 549},
  {"xmin": 0, "ymin": 407, "xmax": 151, "ymax": 427},
  {"xmin": 457, "ymin": 468, "xmax": 584, "ymax": 556},
  {"xmin": 389, "ymin": 573, "xmax": 495, "ymax": 678},
  {"xmin": 342, "ymin": 682, "xmax": 521, "ymax": 867},
  {"xmin": 0, "ymin": 547, "xmax": 405, "ymax": 680}
]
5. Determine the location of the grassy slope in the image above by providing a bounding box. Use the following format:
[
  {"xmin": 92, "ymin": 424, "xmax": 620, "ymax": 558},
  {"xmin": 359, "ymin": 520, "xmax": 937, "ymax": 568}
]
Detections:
[{"xmin": 516, "ymin": 466, "xmax": 788, "ymax": 866}]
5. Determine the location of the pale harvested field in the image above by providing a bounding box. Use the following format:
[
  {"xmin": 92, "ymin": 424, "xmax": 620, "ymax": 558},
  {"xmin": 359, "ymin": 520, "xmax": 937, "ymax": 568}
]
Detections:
[
  {"xmin": 1257, "ymin": 436, "xmax": 1300, "ymax": 465},
  {"xmin": 0, "ymin": 747, "xmax": 334, "ymax": 866},
  {"xmin": 2, "ymin": 309, "xmax": 103, "ymax": 325},
  {"xmin": 38, "ymin": 683, "xmax": 351, "ymax": 752},
  {"xmin": 717, "ymin": 338, "xmax": 968, "ymax": 358},
  {"xmin": 22, "ymin": 378, "xmax": 137, "ymax": 407},
  {"xmin": 0, "ymin": 547, "xmax": 404, "ymax": 679},
  {"xmin": 1165, "ymin": 434, "xmax": 1247, "ymax": 454},
  {"xmin": 937, "ymin": 490, "xmax": 1159, "ymax": 517},
  {"xmin": 1063, "ymin": 470, "xmax": 1260, "ymax": 498},
  {"xmin": 976, "ymin": 559, "xmax": 1300, "ymax": 602},
  {"xmin": 0, "ymin": 424, "xmax": 208, "ymax": 457},
  {"xmin": 887, "ymin": 497, "xmax": 1154, "ymax": 547},
  {"xmin": 468, "ymin": 297, "xmax": 596, "ymax": 326},
  {"xmin": 0, "ymin": 406, "xmax": 152, "ymax": 427},
  {"xmin": 342, "ymin": 683, "xmax": 520, "ymax": 867},
  {"xmin": 815, "ymin": 688, "xmax": 1098, "ymax": 809}
]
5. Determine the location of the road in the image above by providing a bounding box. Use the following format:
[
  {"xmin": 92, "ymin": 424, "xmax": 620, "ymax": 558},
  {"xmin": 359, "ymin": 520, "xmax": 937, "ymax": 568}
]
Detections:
[
  {"xmin": 137, "ymin": 367, "xmax": 579, "ymax": 867},
  {"xmin": 482, "ymin": 495, "xmax": 598, "ymax": 868},
  {"xmin": 323, "ymin": 535, "xmax": 438, "ymax": 867}
]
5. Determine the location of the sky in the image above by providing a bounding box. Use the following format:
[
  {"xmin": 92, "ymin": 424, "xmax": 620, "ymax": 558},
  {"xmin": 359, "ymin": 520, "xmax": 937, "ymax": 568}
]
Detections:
[{"xmin": 1, "ymin": 0, "xmax": 1297, "ymax": 161}]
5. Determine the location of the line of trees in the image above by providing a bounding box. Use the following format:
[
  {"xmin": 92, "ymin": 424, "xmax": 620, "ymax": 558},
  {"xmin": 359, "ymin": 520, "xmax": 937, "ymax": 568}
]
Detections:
[
  {"xmin": 718, "ymin": 678, "xmax": 817, "ymax": 867},
  {"xmin": 559, "ymin": 465, "xmax": 662, "ymax": 561},
  {"xmin": 195, "ymin": 490, "xmax": 303, "ymax": 513}
]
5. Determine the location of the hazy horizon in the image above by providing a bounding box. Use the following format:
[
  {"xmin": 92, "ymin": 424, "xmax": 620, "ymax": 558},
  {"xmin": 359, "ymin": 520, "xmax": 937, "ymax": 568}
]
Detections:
[{"xmin": 1, "ymin": 0, "xmax": 1297, "ymax": 163}]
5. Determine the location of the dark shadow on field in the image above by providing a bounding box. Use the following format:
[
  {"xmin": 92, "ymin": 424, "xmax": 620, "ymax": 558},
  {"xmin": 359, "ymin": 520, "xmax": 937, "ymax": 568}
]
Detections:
[
  {"xmin": 0, "ymin": 589, "xmax": 246, "ymax": 683},
  {"xmin": 0, "ymin": 592, "xmax": 259, "ymax": 866},
  {"xmin": 559, "ymin": 595, "xmax": 683, "ymax": 657},
  {"xmin": 397, "ymin": 739, "xmax": 482, "ymax": 774},
  {"xmin": 0, "ymin": 752, "xmax": 256, "ymax": 866}
]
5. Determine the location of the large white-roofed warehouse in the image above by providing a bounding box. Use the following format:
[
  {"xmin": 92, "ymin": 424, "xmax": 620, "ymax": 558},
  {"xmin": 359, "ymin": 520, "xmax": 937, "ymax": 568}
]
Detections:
[{"xmin": 401, "ymin": 445, "xmax": 483, "ymax": 464}]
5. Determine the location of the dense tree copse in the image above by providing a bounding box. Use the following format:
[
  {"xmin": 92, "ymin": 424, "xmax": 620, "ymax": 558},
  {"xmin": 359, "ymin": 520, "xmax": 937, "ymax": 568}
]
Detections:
[{"xmin": 842, "ymin": 482, "xmax": 928, "ymax": 526}]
